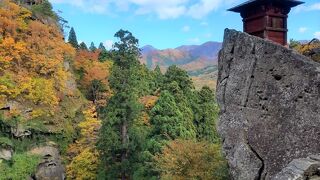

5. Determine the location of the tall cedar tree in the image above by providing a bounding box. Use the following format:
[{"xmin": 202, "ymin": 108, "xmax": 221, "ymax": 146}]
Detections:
[
  {"xmin": 154, "ymin": 65, "xmax": 164, "ymax": 90},
  {"xmin": 68, "ymin": 27, "xmax": 79, "ymax": 49},
  {"xmin": 98, "ymin": 42, "xmax": 107, "ymax": 51},
  {"xmin": 98, "ymin": 42, "xmax": 108, "ymax": 62},
  {"xmin": 98, "ymin": 30, "xmax": 142, "ymax": 179},
  {"xmin": 150, "ymin": 91, "xmax": 193, "ymax": 140},
  {"xmin": 89, "ymin": 42, "xmax": 97, "ymax": 52},
  {"xmin": 79, "ymin": 42, "xmax": 88, "ymax": 50},
  {"xmin": 194, "ymin": 86, "xmax": 220, "ymax": 143}
]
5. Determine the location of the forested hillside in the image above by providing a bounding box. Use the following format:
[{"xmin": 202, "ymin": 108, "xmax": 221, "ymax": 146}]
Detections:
[
  {"xmin": 0, "ymin": 1, "xmax": 228, "ymax": 179},
  {"xmin": 140, "ymin": 43, "xmax": 221, "ymax": 90}
]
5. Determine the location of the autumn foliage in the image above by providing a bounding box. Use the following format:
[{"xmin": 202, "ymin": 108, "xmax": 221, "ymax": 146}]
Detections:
[
  {"xmin": 66, "ymin": 105, "xmax": 101, "ymax": 180},
  {"xmin": 154, "ymin": 139, "xmax": 229, "ymax": 180},
  {"xmin": 0, "ymin": 0, "xmax": 75, "ymax": 117},
  {"xmin": 73, "ymin": 50, "xmax": 112, "ymax": 107},
  {"xmin": 291, "ymin": 39, "xmax": 320, "ymax": 62}
]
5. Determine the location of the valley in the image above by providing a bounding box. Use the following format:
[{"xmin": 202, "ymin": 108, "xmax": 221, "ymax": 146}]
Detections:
[{"xmin": 140, "ymin": 42, "xmax": 221, "ymax": 89}]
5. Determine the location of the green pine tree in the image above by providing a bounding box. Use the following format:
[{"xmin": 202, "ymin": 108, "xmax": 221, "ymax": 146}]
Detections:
[
  {"xmin": 68, "ymin": 27, "xmax": 79, "ymax": 49},
  {"xmin": 89, "ymin": 42, "xmax": 97, "ymax": 52},
  {"xmin": 98, "ymin": 42, "xmax": 108, "ymax": 62},
  {"xmin": 150, "ymin": 90, "xmax": 195, "ymax": 140},
  {"xmin": 79, "ymin": 42, "xmax": 88, "ymax": 50},
  {"xmin": 98, "ymin": 42, "xmax": 107, "ymax": 51},
  {"xmin": 164, "ymin": 65, "xmax": 194, "ymax": 93},
  {"xmin": 154, "ymin": 65, "xmax": 164, "ymax": 90},
  {"xmin": 194, "ymin": 86, "xmax": 220, "ymax": 143},
  {"xmin": 98, "ymin": 30, "xmax": 143, "ymax": 179}
]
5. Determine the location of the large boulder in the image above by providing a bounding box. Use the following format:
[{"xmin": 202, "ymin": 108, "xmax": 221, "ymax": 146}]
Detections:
[
  {"xmin": 0, "ymin": 148, "xmax": 13, "ymax": 161},
  {"xmin": 274, "ymin": 155, "xmax": 320, "ymax": 180},
  {"xmin": 30, "ymin": 145, "xmax": 65, "ymax": 180},
  {"xmin": 217, "ymin": 29, "xmax": 320, "ymax": 179}
]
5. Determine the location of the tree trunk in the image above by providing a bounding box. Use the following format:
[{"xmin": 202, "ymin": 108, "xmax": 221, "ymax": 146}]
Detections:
[{"xmin": 121, "ymin": 120, "xmax": 128, "ymax": 180}]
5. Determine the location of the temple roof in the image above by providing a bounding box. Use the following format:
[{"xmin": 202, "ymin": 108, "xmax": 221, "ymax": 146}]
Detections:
[{"xmin": 228, "ymin": 0, "xmax": 304, "ymax": 12}]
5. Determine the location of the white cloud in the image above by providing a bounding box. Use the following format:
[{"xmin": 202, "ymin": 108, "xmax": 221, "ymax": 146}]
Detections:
[
  {"xmin": 49, "ymin": 0, "xmax": 226, "ymax": 19},
  {"xmin": 298, "ymin": 27, "xmax": 308, "ymax": 33},
  {"xmin": 315, "ymin": 32, "xmax": 320, "ymax": 39},
  {"xmin": 50, "ymin": 0, "xmax": 109, "ymax": 14},
  {"xmin": 182, "ymin": 25, "xmax": 190, "ymax": 32},
  {"xmin": 187, "ymin": 0, "xmax": 222, "ymax": 19},
  {"xmin": 104, "ymin": 40, "xmax": 114, "ymax": 50},
  {"xmin": 293, "ymin": 3, "xmax": 320, "ymax": 13},
  {"xmin": 133, "ymin": 0, "xmax": 188, "ymax": 19}
]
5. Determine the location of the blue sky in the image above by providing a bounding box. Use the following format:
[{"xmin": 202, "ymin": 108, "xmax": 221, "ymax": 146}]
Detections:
[{"xmin": 49, "ymin": 0, "xmax": 320, "ymax": 49}]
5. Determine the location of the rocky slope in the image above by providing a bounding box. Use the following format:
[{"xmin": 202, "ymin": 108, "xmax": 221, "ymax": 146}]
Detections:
[{"xmin": 217, "ymin": 29, "xmax": 320, "ymax": 179}]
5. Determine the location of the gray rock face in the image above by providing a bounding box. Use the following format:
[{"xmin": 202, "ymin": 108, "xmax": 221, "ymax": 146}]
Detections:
[
  {"xmin": 11, "ymin": 123, "xmax": 31, "ymax": 138},
  {"xmin": 30, "ymin": 146, "xmax": 65, "ymax": 180},
  {"xmin": 217, "ymin": 29, "xmax": 320, "ymax": 179},
  {"xmin": 0, "ymin": 148, "xmax": 13, "ymax": 161},
  {"xmin": 274, "ymin": 155, "xmax": 320, "ymax": 180}
]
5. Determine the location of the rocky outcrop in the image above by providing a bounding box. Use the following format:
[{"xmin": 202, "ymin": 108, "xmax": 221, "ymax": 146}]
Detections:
[
  {"xmin": 274, "ymin": 155, "xmax": 320, "ymax": 180},
  {"xmin": 11, "ymin": 123, "xmax": 32, "ymax": 138},
  {"xmin": 0, "ymin": 148, "xmax": 13, "ymax": 161},
  {"xmin": 30, "ymin": 145, "xmax": 65, "ymax": 180},
  {"xmin": 217, "ymin": 29, "xmax": 320, "ymax": 179}
]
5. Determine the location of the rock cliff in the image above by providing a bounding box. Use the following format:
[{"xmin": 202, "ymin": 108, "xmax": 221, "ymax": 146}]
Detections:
[{"xmin": 217, "ymin": 29, "xmax": 320, "ymax": 179}]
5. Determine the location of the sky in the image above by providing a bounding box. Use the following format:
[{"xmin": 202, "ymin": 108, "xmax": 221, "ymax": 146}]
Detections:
[{"xmin": 49, "ymin": 0, "xmax": 320, "ymax": 50}]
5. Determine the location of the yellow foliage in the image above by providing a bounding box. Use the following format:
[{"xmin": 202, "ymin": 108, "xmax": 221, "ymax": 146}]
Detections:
[
  {"xmin": 293, "ymin": 39, "xmax": 320, "ymax": 62},
  {"xmin": 66, "ymin": 148, "xmax": 99, "ymax": 180},
  {"xmin": 30, "ymin": 109, "xmax": 45, "ymax": 118},
  {"xmin": 66, "ymin": 105, "xmax": 101, "ymax": 179},
  {"xmin": 78, "ymin": 106, "xmax": 101, "ymax": 144},
  {"xmin": 139, "ymin": 95, "xmax": 158, "ymax": 110},
  {"xmin": 154, "ymin": 139, "xmax": 229, "ymax": 180},
  {"xmin": 26, "ymin": 78, "xmax": 59, "ymax": 107},
  {"xmin": 0, "ymin": 72, "xmax": 18, "ymax": 97}
]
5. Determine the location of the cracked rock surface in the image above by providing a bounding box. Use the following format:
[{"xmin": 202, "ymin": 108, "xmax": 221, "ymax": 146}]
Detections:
[
  {"xmin": 274, "ymin": 155, "xmax": 320, "ymax": 180},
  {"xmin": 217, "ymin": 29, "xmax": 320, "ymax": 180}
]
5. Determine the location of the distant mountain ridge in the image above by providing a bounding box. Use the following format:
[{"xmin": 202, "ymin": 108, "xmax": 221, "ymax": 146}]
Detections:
[
  {"xmin": 140, "ymin": 41, "xmax": 222, "ymax": 72},
  {"xmin": 140, "ymin": 41, "xmax": 222, "ymax": 89}
]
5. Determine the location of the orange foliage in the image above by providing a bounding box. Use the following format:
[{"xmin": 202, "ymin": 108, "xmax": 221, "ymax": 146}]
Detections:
[
  {"xmin": 82, "ymin": 61, "xmax": 110, "ymax": 86},
  {"xmin": 0, "ymin": 1, "xmax": 75, "ymax": 121},
  {"xmin": 0, "ymin": 37, "xmax": 27, "ymax": 69},
  {"xmin": 73, "ymin": 50, "xmax": 112, "ymax": 106}
]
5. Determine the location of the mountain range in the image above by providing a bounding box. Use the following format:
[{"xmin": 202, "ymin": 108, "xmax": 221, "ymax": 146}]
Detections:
[
  {"xmin": 140, "ymin": 41, "xmax": 222, "ymax": 89},
  {"xmin": 140, "ymin": 41, "xmax": 222, "ymax": 72}
]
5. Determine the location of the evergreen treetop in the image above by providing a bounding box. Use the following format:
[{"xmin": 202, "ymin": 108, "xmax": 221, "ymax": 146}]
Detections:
[
  {"xmin": 79, "ymin": 42, "xmax": 88, "ymax": 50},
  {"xmin": 89, "ymin": 42, "xmax": 97, "ymax": 52},
  {"xmin": 68, "ymin": 27, "xmax": 79, "ymax": 49}
]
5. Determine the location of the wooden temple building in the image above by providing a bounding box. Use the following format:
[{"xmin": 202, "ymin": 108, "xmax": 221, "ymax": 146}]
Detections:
[{"xmin": 228, "ymin": 0, "xmax": 304, "ymax": 46}]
